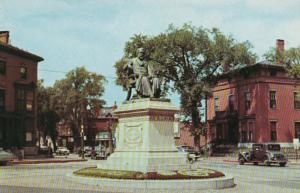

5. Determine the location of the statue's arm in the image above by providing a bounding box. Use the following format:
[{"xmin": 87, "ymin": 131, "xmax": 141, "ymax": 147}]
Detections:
[{"xmin": 148, "ymin": 63, "xmax": 154, "ymax": 78}]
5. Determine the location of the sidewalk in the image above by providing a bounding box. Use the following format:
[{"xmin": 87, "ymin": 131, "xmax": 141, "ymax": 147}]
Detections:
[
  {"xmin": 199, "ymin": 156, "xmax": 300, "ymax": 165},
  {"xmin": 11, "ymin": 154, "xmax": 87, "ymax": 165}
]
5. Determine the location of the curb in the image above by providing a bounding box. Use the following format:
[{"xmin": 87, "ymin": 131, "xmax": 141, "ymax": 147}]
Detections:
[
  {"xmin": 66, "ymin": 172, "xmax": 235, "ymax": 190},
  {"xmin": 223, "ymin": 160, "xmax": 238, "ymax": 163},
  {"xmin": 203, "ymin": 159, "xmax": 300, "ymax": 165},
  {"xmin": 11, "ymin": 159, "xmax": 87, "ymax": 165}
]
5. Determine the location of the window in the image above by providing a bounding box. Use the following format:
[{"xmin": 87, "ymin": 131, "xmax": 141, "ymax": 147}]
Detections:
[
  {"xmin": 269, "ymin": 91, "xmax": 276, "ymax": 109},
  {"xmin": 214, "ymin": 97, "xmax": 219, "ymax": 112},
  {"xmin": 245, "ymin": 92, "xmax": 251, "ymax": 111},
  {"xmin": 295, "ymin": 122, "xmax": 300, "ymax": 140},
  {"xmin": 20, "ymin": 66, "xmax": 27, "ymax": 79},
  {"xmin": 248, "ymin": 122, "xmax": 254, "ymax": 142},
  {"xmin": 269, "ymin": 69, "xmax": 277, "ymax": 77},
  {"xmin": 241, "ymin": 131, "xmax": 247, "ymax": 142},
  {"xmin": 294, "ymin": 92, "xmax": 300, "ymax": 110},
  {"xmin": 229, "ymin": 95, "xmax": 235, "ymax": 112},
  {"xmin": 0, "ymin": 89, "xmax": 4, "ymax": 110},
  {"xmin": 16, "ymin": 89, "xmax": 26, "ymax": 112},
  {"xmin": 26, "ymin": 91, "xmax": 33, "ymax": 111},
  {"xmin": 216, "ymin": 123, "xmax": 224, "ymax": 139},
  {"xmin": 26, "ymin": 132, "xmax": 32, "ymax": 142},
  {"xmin": 0, "ymin": 60, "xmax": 6, "ymax": 75},
  {"xmin": 16, "ymin": 89, "xmax": 33, "ymax": 112},
  {"xmin": 270, "ymin": 121, "xmax": 277, "ymax": 141}
]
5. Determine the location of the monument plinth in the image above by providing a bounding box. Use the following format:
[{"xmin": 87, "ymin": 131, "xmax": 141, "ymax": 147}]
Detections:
[{"xmin": 97, "ymin": 98, "xmax": 188, "ymax": 172}]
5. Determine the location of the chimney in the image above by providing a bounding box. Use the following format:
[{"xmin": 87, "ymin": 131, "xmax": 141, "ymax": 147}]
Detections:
[
  {"xmin": 276, "ymin": 39, "xmax": 285, "ymax": 52},
  {"xmin": 276, "ymin": 39, "xmax": 285, "ymax": 64},
  {"xmin": 0, "ymin": 31, "xmax": 9, "ymax": 44}
]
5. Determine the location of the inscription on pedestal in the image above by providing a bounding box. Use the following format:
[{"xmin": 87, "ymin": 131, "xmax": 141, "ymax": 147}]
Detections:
[{"xmin": 150, "ymin": 115, "xmax": 174, "ymax": 121}]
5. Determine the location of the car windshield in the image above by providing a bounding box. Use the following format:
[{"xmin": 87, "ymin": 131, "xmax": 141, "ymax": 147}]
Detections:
[
  {"xmin": 95, "ymin": 146, "xmax": 104, "ymax": 151},
  {"xmin": 267, "ymin": 144, "xmax": 281, "ymax": 151},
  {"xmin": 252, "ymin": 144, "xmax": 264, "ymax": 150}
]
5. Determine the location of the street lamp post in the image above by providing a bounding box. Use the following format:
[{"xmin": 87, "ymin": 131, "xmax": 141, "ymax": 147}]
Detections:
[
  {"xmin": 80, "ymin": 119, "xmax": 84, "ymax": 160},
  {"xmin": 80, "ymin": 103, "xmax": 91, "ymax": 160}
]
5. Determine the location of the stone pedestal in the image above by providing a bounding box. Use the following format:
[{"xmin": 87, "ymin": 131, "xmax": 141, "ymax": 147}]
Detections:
[{"xmin": 97, "ymin": 98, "xmax": 188, "ymax": 172}]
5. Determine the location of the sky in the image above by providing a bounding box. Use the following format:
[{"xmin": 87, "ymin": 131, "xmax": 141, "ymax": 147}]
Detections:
[{"xmin": 1, "ymin": 0, "xmax": 300, "ymax": 107}]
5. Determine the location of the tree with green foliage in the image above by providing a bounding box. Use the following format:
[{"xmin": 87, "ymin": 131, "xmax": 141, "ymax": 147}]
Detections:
[
  {"xmin": 52, "ymin": 67, "xmax": 106, "ymax": 149},
  {"xmin": 264, "ymin": 46, "xmax": 300, "ymax": 78},
  {"xmin": 115, "ymin": 24, "xmax": 256, "ymax": 149},
  {"xmin": 37, "ymin": 80, "xmax": 60, "ymax": 151}
]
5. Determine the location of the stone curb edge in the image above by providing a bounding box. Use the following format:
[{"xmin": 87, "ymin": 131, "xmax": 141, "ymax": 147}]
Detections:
[
  {"xmin": 11, "ymin": 159, "xmax": 87, "ymax": 165},
  {"xmin": 222, "ymin": 159, "xmax": 299, "ymax": 165},
  {"xmin": 66, "ymin": 172, "xmax": 235, "ymax": 190}
]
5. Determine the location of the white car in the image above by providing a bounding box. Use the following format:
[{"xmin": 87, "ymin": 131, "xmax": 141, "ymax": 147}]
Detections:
[
  {"xmin": 0, "ymin": 148, "xmax": 15, "ymax": 166},
  {"xmin": 56, "ymin": 147, "xmax": 70, "ymax": 156}
]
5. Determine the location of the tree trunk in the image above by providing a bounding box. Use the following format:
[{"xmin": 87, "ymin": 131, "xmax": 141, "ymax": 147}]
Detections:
[{"xmin": 191, "ymin": 100, "xmax": 200, "ymax": 150}]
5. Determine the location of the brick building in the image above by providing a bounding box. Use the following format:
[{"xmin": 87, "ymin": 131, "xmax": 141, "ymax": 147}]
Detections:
[
  {"xmin": 87, "ymin": 105, "xmax": 118, "ymax": 153},
  {"xmin": 56, "ymin": 121, "xmax": 74, "ymax": 152},
  {"xmin": 56, "ymin": 105, "xmax": 118, "ymax": 153},
  {"xmin": 207, "ymin": 40, "xmax": 300, "ymax": 148},
  {"xmin": 0, "ymin": 31, "xmax": 43, "ymax": 154}
]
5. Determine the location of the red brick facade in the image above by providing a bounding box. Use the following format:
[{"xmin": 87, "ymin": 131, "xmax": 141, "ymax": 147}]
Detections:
[
  {"xmin": 207, "ymin": 62, "xmax": 300, "ymax": 147},
  {"xmin": 0, "ymin": 31, "xmax": 43, "ymax": 152},
  {"xmin": 56, "ymin": 105, "xmax": 118, "ymax": 152}
]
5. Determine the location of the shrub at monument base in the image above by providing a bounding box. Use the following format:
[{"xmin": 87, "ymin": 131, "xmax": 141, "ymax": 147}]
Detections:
[{"xmin": 73, "ymin": 167, "xmax": 225, "ymax": 180}]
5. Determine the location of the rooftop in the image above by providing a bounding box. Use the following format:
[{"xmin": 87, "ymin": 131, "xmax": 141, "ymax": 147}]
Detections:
[{"xmin": 0, "ymin": 33, "xmax": 44, "ymax": 62}]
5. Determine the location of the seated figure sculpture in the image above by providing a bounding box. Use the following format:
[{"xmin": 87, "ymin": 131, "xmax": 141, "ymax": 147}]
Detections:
[{"xmin": 124, "ymin": 48, "xmax": 161, "ymax": 100}]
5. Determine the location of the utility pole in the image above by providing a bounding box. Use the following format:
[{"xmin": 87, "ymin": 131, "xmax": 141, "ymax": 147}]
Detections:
[{"xmin": 81, "ymin": 121, "xmax": 84, "ymax": 160}]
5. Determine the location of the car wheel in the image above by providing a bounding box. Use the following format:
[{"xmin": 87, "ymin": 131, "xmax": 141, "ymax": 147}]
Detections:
[
  {"xmin": 238, "ymin": 158, "xmax": 245, "ymax": 165},
  {"xmin": 253, "ymin": 162, "xmax": 258, "ymax": 165},
  {"xmin": 279, "ymin": 162, "xmax": 286, "ymax": 167},
  {"xmin": 263, "ymin": 156, "xmax": 270, "ymax": 166}
]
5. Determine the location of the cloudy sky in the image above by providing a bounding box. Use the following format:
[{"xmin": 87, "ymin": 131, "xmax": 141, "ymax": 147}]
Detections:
[{"xmin": 1, "ymin": 0, "xmax": 300, "ymax": 107}]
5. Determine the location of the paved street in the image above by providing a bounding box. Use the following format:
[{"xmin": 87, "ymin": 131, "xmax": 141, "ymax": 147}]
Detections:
[{"xmin": 0, "ymin": 156, "xmax": 299, "ymax": 193}]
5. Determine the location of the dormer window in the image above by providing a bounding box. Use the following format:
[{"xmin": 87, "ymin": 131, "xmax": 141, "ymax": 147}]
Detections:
[{"xmin": 269, "ymin": 69, "xmax": 277, "ymax": 77}]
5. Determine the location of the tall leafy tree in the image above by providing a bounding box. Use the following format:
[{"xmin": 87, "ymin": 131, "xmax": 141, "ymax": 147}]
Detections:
[
  {"xmin": 264, "ymin": 46, "xmax": 300, "ymax": 78},
  {"xmin": 115, "ymin": 24, "xmax": 256, "ymax": 148},
  {"xmin": 37, "ymin": 80, "xmax": 60, "ymax": 150},
  {"xmin": 52, "ymin": 67, "xmax": 106, "ymax": 148}
]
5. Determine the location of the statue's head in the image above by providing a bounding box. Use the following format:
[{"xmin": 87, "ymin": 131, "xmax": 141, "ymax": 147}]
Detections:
[{"xmin": 137, "ymin": 47, "xmax": 145, "ymax": 59}]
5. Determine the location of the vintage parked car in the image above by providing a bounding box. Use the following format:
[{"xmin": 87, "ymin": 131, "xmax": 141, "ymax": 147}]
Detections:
[
  {"xmin": 91, "ymin": 145, "xmax": 107, "ymax": 160},
  {"xmin": 238, "ymin": 143, "xmax": 287, "ymax": 167},
  {"xmin": 56, "ymin": 147, "xmax": 70, "ymax": 156},
  {"xmin": 78, "ymin": 146, "xmax": 93, "ymax": 157},
  {"xmin": 0, "ymin": 148, "xmax": 15, "ymax": 166},
  {"xmin": 83, "ymin": 146, "xmax": 92, "ymax": 157}
]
